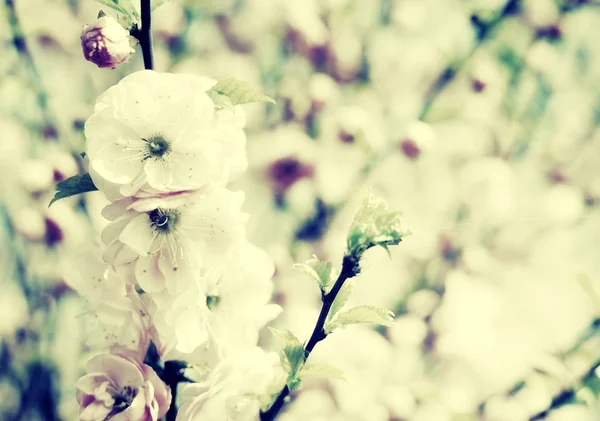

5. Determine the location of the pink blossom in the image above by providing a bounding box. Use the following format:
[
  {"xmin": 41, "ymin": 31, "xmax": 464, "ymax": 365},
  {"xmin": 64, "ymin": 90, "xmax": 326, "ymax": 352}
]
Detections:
[
  {"xmin": 81, "ymin": 16, "xmax": 134, "ymax": 69},
  {"xmin": 75, "ymin": 350, "xmax": 171, "ymax": 421}
]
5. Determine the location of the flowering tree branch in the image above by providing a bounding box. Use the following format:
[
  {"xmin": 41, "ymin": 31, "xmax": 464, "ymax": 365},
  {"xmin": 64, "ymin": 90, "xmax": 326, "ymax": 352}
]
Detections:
[
  {"xmin": 260, "ymin": 255, "xmax": 359, "ymax": 421},
  {"xmin": 138, "ymin": 0, "xmax": 154, "ymax": 70}
]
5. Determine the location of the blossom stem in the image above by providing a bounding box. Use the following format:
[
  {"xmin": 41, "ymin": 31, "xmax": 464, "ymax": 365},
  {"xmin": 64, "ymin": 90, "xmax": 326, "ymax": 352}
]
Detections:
[
  {"xmin": 260, "ymin": 255, "xmax": 359, "ymax": 421},
  {"xmin": 138, "ymin": 0, "xmax": 154, "ymax": 70}
]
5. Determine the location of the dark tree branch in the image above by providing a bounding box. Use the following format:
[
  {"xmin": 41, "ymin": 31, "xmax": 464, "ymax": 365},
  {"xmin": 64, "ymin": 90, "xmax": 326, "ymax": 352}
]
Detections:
[
  {"xmin": 138, "ymin": 0, "xmax": 154, "ymax": 70},
  {"xmin": 260, "ymin": 255, "xmax": 359, "ymax": 421}
]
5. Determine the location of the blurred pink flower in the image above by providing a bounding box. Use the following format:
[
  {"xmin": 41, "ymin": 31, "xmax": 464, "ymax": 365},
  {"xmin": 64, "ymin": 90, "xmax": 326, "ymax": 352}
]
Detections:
[{"xmin": 75, "ymin": 350, "xmax": 171, "ymax": 421}]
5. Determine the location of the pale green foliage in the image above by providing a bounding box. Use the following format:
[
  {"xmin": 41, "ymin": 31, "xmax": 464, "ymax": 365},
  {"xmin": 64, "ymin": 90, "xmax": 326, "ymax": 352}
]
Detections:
[
  {"xmin": 49, "ymin": 173, "xmax": 98, "ymax": 207},
  {"xmin": 206, "ymin": 78, "xmax": 275, "ymax": 112},
  {"xmin": 326, "ymin": 279, "xmax": 354, "ymax": 324},
  {"xmin": 293, "ymin": 255, "xmax": 337, "ymax": 292},
  {"xmin": 93, "ymin": 0, "xmax": 139, "ymax": 25},
  {"xmin": 325, "ymin": 305, "xmax": 394, "ymax": 334},
  {"xmin": 299, "ymin": 363, "xmax": 345, "ymax": 381},
  {"xmin": 347, "ymin": 191, "xmax": 409, "ymax": 259},
  {"xmin": 152, "ymin": 0, "xmax": 172, "ymax": 10},
  {"xmin": 269, "ymin": 327, "xmax": 305, "ymax": 391},
  {"xmin": 206, "ymin": 90, "xmax": 235, "ymax": 113}
]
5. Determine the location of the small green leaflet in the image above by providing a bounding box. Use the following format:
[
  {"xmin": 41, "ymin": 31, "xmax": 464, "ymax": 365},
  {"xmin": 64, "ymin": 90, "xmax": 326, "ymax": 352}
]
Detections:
[
  {"xmin": 152, "ymin": 0, "xmax": 171, "ymax": 10},
  {"xmin": 92, "ymin": 0, "xmax": 139, "ymax": 26},
  {"xmin": 325, "ymin": 305, "xmax": 394, "ymax": 334},
  {"xmin": 268, "ymin": 327, "xmax": 305, "ymax": 390},
  {"xmin": 347, "ymin": 191, "xmax": 409, "ymax": 259},
  {"xmin": 326, "ymin": 279, "xmax": 354, "ymax": 324},
  {"xmin": 206, "ymin": 90, "xmax": 235, "ymax": 113},
  {"xmin": 93, "ymin": 0, "xmax": 131, "ymax": 16},
  {"xmin": 49, "ymin": 173, "xmax": 98, "ymax": 207},
  {"xmin": 299, "ymin": 363, "xmax": 345, "ymax": 381},
  {"xmin": 293, "ymin": 255, "xmax": 336, "ymax": 292},
  {"xmin": 206, "ymin": 78, "xmax": 275, "ymax": 112}
]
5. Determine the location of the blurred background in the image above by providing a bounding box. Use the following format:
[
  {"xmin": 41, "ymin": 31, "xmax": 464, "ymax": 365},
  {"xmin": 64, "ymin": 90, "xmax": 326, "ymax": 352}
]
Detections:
[{"xmin": 2, "ymin": 0, "xmax": 600, "ymax": 420}]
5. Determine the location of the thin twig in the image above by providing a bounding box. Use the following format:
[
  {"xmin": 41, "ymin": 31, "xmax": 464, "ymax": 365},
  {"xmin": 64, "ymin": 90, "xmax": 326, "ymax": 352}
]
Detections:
[
  {"xmin": 418, "ymin": 0, "xmax": 519, "ymax": 120},
  {"xmin": 138, "ymin": 0, "xmax": 154, "ymax": 70},
  {"xmin": 528, "ymin": 359, "xmax": 600, "ymax": 420},
  {"xmin": 260, "ymin": 255, "xmax": 359, "ymax": 421}
]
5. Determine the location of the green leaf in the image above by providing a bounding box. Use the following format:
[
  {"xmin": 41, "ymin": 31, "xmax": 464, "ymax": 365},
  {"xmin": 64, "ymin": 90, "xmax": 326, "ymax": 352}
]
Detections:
[
  {"xmin": 299, "ymin": 363, "xmax": 345, "ymax": 381},
  {"xmin": 92, "ymin": 0, "xmax": 138, "ymax": 25},
  {"xmin": 206, "ymin": 78, "xmax": 275, "ymax": 111},
  {"xmin": 287, "ymin": 376, "xmax": 302, "ymax": 392},
  {"xmin": 49, "ymin": 173, "xmax": 98, "ymax": 207},
  {"xmin": 325, "ymin": 305, "xmax": 394, "ymax": 334},
  {"xmin": 269, "ymin": 327, "xmax": 303, "ymax": 349},
  {"xmin": 283, "ymin": 346, "xmax": 305, "ymax": 379},
  {"xmin": 152, "ymin": 0, "xmax": 172, "ymax": 10},
  {"xmin": 93, "ymin": 0, "xmax": 128, "ymax": 15},
  {"xmin": 268, "ymin": 327, "xmax": 305, "ymax": 383},
  {"xmin": 206, "ymin": 89, "xmax": 235, "ymax": 113},
  {"xmin": 293, "ymin": 255, "xmax": 336, "ymax": 292},
  {"xmin": 347, "ymin": 191, "xmax": 409, "ymax": 259},
  {"xmin": 326, "ymin": 279, "xmax": 354, "ymax": 323}
]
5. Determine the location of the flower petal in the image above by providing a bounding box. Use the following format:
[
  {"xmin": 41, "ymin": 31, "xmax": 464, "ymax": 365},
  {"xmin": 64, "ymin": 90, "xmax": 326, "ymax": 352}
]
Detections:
[
  {"xmin": 135, "ymin": 255, "xmax": 165, "ymax": 293},
  {"xmin": 103, "ymin": 242, "xmax": 139, "ymax": 267},
  {"xmin": 86, "ymin": 354, "xmax": 144, "ymax": 389},
  {"xmin": 78, "ymin": 400, "xmax": 112, "ymax": 421},
  {"xmin": 119, "ymin": 214, "xmax": 155, "ymax": 256},
  {"xmin": 101, "ymin": 217, "xmax": 132, "ymax": 246},
  {"xmin": 101, "ymin": 198, "xmax": 135, "ymax": 221},
  {"xmin": 144, "ymin": 159, "xmax": 173, "ymax": 190}
]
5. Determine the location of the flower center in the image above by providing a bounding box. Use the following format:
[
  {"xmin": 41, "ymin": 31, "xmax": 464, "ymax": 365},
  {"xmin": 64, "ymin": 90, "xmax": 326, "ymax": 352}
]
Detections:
[
  {"xmin": 148, "ymin": 208, "xmax": 180, "ymax": 233},
  {"xmin": 143, "ymin": 134, "xmax": 170, "ymax": 159},
  {"xmin": 107, "ymin": 386, "xmax": 137, "ymax": 417}
]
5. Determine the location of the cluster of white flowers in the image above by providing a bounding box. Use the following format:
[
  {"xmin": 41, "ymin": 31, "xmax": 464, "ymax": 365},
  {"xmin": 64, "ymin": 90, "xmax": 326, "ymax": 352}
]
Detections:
[{"xmin": 66, "ymin": 69, "xmax": 282, "ymax": 420}]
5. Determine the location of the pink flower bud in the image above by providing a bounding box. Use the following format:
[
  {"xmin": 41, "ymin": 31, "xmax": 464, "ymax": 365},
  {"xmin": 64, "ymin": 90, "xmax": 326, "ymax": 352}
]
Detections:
[
  {"xmin": 81, "ymin": 16, "xmax": 134, "ymax": 69},
  {"xmin": 75, "ymin": 350, "xmax": 171, "ymax": 421}
]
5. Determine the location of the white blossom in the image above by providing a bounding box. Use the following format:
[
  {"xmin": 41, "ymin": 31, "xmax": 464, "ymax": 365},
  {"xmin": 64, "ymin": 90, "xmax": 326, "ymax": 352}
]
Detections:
[
  {"xmin": 176, "ymin": 347, "xmax": 283, "ymax": 421},
  {"xmin": 62, "ymin": 245, "xmax": 149, "ymax": 353},
  {"xmin": 85, "ymin": 70, "xmax": 247, "ymax": 198},
  {"xmin": 147, "ymin": 241, "xmax": 281, "ymax": 358},
  {"xmin": 101, "ymin": 187, "xmax": 247, "ymax": 295}
]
